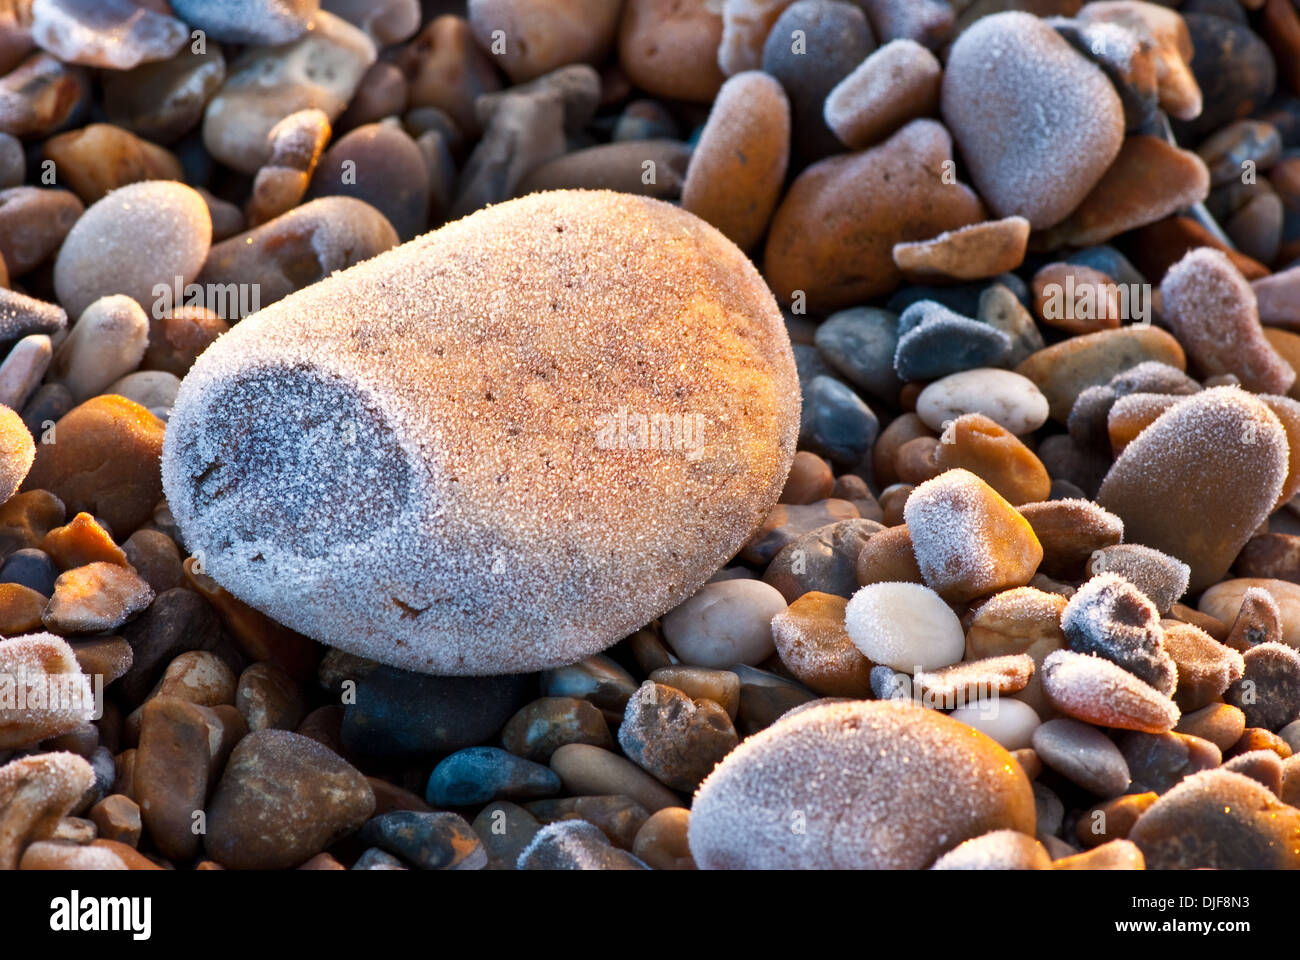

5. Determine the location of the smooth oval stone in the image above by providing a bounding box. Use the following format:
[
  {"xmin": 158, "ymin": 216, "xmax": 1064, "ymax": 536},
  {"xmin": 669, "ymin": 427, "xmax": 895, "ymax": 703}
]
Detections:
[
  {"xmin": 196, "ymin": 196, "xmax": 398, "ymax": 313},
  {"xmin": 1017, "ymin": 327, "xmax": 1187, "ymax": 424},
  {"xmin": 813, "ymin": 306, "xmax": 901, "ymax": 403},
  {"xmin": 916, "ymin": 368, "xmax": 1049, "ymax": 435},
  {"xmin": 0, "ymin": 52, "xmax": 89, "ymax": 139},
  {"xmin": 688, "ymin": 699, "xmax": 1035, "ymax": 869},
  {"xmin": 930, "ymin": 830, "xmax": 1050, "ymax": 870},
  {"xmin": 942, "ymin": 12, "xmax": 1123, "ymax": 230},
  {"xmin": 1130, "ymin": 769, "xmax": 1300, "ymax": 869},
  {"xmin": 764, "ymin": 519, "xmax": 881, "ymax": 603},
  {"xmin": 308, "ymin": 122, "xmax": 430, "ymax": 241},
  {"xmin": 1097, "ymin": 388, "xmax": 1288, "ymax": 593},
  {"xmin": 947, "ymin": 698, "xmax": 1040, "ymax": 752},
  {"xmin": 760, "ymin": 0, "xmax": 875, "ymax": 164},
  {"xmin": 798, "ymin": 375, "xmax": 879, "ymax": 466},
  {"xmin": 771, "ymin": 591, "xmax": 871, "ymax": 697},
  {"xmin": 894, "ymin": 217, "xmax": 1031, "ymax": 285},
  {"xmin": 202, "ymin": 11, "xmax": 375, "ymax": 174},
  {"xmin": 825, "ymin": 38, "xmax": 941, "ymax": 150},
  {"xmin": 1032, "ymin": 717, "xmax": 1130, "ymax": 797},
  {"xmin": 325, "ymin": 0, "xmax": 420, "ymax": 46},
  {"xmin": 500, "ymin": 696, "xmax": 612, "ymax": 762},
  {"xmin": 763, "ymin": 119, "xmax": 985, "ymax": 311},
  {"xmin": 845, "ymin": 581, "xmax": 964, "ymax": 672},
  {"xmin": 618, "ymin": 0, "xmax": 724, "ymax": 103},
  {"xmin": 0, "ymin": 187, "xmax": 83, "ymax": 278},
  {"xmin": 934, "ymin": 413, "xmax": 1049, "ymax": 506},
  {"xmin": 48, "ymin": 296, "xmax": 150, "ymax": 404},
  {"xmin": 53, "ymin": 181, "xmax": 211, "ymax": 320},
  {"xmin": 549, "ymin": 743, "xmax": 682, "ymax": 813},
  {"xmin": 1117, "ymin": 729, "xmax": 1222, "ymax": 795},
  {"xmin": 515, "ymin": 139, "xmax": 690, "ymax": 201},
  {"xmin": 340, "ymin": 667, "xmax": 533, "ymax": 759},
  {"xmin": 165, "ymin": 192, "xmax": 799, "ymax": 675},
  {"xmin": 467, "ymin": 0, "xmax": 621, "ymax": 83},
  {"xmin": 42, "ymin": 123, "xmax": 183, "ymax": 205},
  {"xmin": 662, "ymin": 579, "xmax": 787, "ymax": 669},
  {"xmin": 426, "ymin": 747, "xmax": 560, "ymax": 806},
  {"xmin": 0, "ymin": 548, "xmax": 57, "ymax": 596},
  {"xmin": 204, "ymin": 730, "xmax": 374, "ymax": 869},
  {"xmin": 682, "ymin": 71, "xmax": 789, "ymax": 252}
]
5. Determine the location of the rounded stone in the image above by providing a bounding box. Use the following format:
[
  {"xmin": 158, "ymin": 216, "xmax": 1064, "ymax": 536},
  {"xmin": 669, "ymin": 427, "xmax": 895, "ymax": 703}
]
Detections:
[
  {"xmin": 1032, "ymin": 717, "xmax": 1131, "ymax": 797},
  {"xmin": 688, "ymin": 699, "xmax": 1035, "ymax": 869},
  {"xmin": 617, "ymin": 681, "xmax": 739, "ymax": 792},
  {"xmin": 617, "ymin": 0, "xmax": 724, "ymax": 103},
  {"xmin": 662, "ymin": 579, "xmax": 787, "ymax": 669},
  {"xmin": 844, "ymin": 581, "xmax": 964, "ymax": 672},
  {"xmin": 467, "ymin": 0, "xmax": 621, "ymax": 83},
  {"xmin": 162, "ymin": 191, "xmax": 798, "ymax": 675},
  {"xmin": 915, "ymin": 369, "xmax": 1049, "ymax": 436},
  {"xmin": 771, "ymin": 591, "xmax": 872, "ymax": 697}
]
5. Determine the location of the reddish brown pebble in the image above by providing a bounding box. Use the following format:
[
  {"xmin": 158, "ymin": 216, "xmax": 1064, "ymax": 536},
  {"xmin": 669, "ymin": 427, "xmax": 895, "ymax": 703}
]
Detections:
[{"xmin": 88, "ymin": 794, "xmax": 141, "ymax": 847}]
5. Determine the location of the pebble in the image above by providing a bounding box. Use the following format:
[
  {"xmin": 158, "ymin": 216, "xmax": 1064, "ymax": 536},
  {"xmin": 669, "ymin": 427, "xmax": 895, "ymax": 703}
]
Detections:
[
  {"xmin": 1086, "ymin": 544, "xmax": 1188, "ymax": 616},
  {"xmin": 499, "ymin": 697, "xmax": 613, "ymax": 763},
  {"xmin": 525, "ymin": 794, "xmax": 650, "ymax": 850},
  {"xmin": 1031, "ymin": 717, "xmax": 1131, "ymax": 797},
  {"xmin": 861, "ymin": 0, "xmax": 952, "ymax": 48},
  {"xmin": 341, "ymin": 668, "xmax": 532, "ymax": 760},
  {"xmin": 515, "ymin": 139, "xmax": 691, "ymax": 200},
  {"xmin": 0, "ymin": 131, "xmax": 22, "ymax": 187},
  {"xmin": 894, "ymin": 301, "xmax": 1012, "ymax": 382},
  {"xmin": 764, "ymin": 518, "xmax": 880, "ymax": 602},
  {"xmin": 618, "ymin": 682, "xmax": 739, "ymax": 792},
  {"xmin": 825, "ymin": 39, "xmax": 940, "ymax": 150},
  {"xmin": 42, "ymin": 123, "xmax": 183, "ymax": 205},
  {"xmin": 171, "ymin": 0, "xmax": 316, "ymax": 45},
  {"xmin": 1078, "ymin": 1, "xmax": 1201, "ymax": 122},
  {"xmin": 0, "ymin": 53, "xmax": 89, "ymax": 139},
  {"xmin": 661, "ymin": 579, "xmax": 786, "ymax": 669},
  {"xmin": 1117, "ymin": 730, "xmax": 1222, "ymax": 795},
  {"xmin": 717, "ymin": 0, "xmax": 797, "ymax": 76},
  {"xmin": 760, "ymin": 0, "xmax": 875, "ymax": 164},
  {"xmin": 930, "ymin": 830, "xmax": 1051, "ymax": 870},
  {"xmin": 309, "ymin": 122, "xmax": 431, "ymax": 241},
  {"xmin": 1200, "ymin": 578, "xmax": 1300, "ymax": 648},
  {"xmin": 798, "ymin": 375, "xmax": 879, "ymax": 466},
  {"xmin": 649, "ymin": 668, "xmax": 740, "ymax": 720},
  {"xmin": 904, "ymin": 469, "xmax": 1042, "ymax": 602},
  {"xmin": 895, "ymin": 218, "xmax": 1030, "ymax": 286},
  {"xmin": 763, "ymin": 119, "xmax": 984, "ymax": 311},
  {"xmin": 965, "ymin": 585, "xmax": 1066, "ymax": 715},
  {"xmin": 467, "ymin": 0, "xmax": 621, "ymax": 83},
  {"xmin": 2, "ymin": 548, "xmax": 57, "ymax": 598},
  {"xmin": 1098, "ymin": 388, "xmax": 1288, "ymax": 593},
  {"xmin": 779, "ymin": 451, "xmax": 834, "ymax": 505},
  {"xmin": 143, "ymin": 307, "xmax": 228, "ymax": 378},
  {"xmin": 246, "ymin": 108, "xmax": 332, "ymax": 228},
  {"xmin": 471, "ymin": 801, "xmax": 541, "ymax": 870},
  {"xmin": 540, "ymin": 655, "xmax": 638, "ymax": 724},
  {"xmin": 235, "ymin": 661, "xmax": 304, "ymax": 732},
  {"xmin": 942, "ymin": 12, "xmax": 1122, "ymax": 230},
  {"xmin": 1256, "ymin": 267, "xmax": 1300, "ymax": 329},
  {"xmin": 337, "ymin": 61, "xmax": 408, "ymax": 131},
  {"xmin": 204, "ymin": 729, "xmax": 373, "ymax": 869},
  {"xmin": 729, "ymin": 663, "xmax": 817, "ymax": 735},
  {"xmin": 1062, "ymin": 573, "xmax": 1176, "ymax": 696},
  {"xmin": 516, "ymin": 820, "xmax": 648, "ymax": 870},
  {"xmin": 618, "ymin": 0, "xmax": 724, "ymax": 103},
  {"xmin": 1038, "ymin": 136, "xmax": 1211, "ymax": 249},
  {"xmin": 1129, "ymin": 769, "xmax": 1300, "ymax": 869},
  {"xmin": 0, "ymin": 491, "xmax": 66, "ymax": 558},
  {"xmin": 102, "ymin": 44, "xmax": 227, "ymax": 145},
  {"xmin": 1053, "ymin": 839, "xmax": 1145, "ymax": 871},
  {"xmin": 1229, "ymin": 726, "xmax": 1292, "ymax": 760},
  {"xmin": 202, "ymin": 11, "xmax": 375, "ymax": 174},
  {"xmin": 549, "ymin": 744, "xmax": 682, "ymax": 814},
  {"xmin": 1173, "ymin": 13, "xmax": 1275, "ymax": 140},
  {"xmin": 48, "ymin": 296, "xmax": 150, "ymax": 404},
  {"xmin": 89, "ymin": 794, "xmax": 140, "ymax": 847},
  {"xmin": 53, "ymin": 181, "xmax": 212, "ymax": 320},
  {"xmin": 1223, "ymin": 587, "xmax": 1284, "ymax": 652},
  {"xmin": 688, "ymin": 699, "xmax": 1035, "ymax": 869},
  {"xmin": 1222, "ymin": 749, "xmax": 1284, "ymax": 795},
  {"xmin": 1161, "ymin": 622, "xmax": 1245, "ymax": 713},
  {"xmin": 399, "ymin": 16, "xmax": 499, "ymax": 139},
  {"xmin": 681, "ymin": 71, "xmax": 789, "ymax": 252},
  {"xmin": 947, "ymin": 698, "xmax": 1041, "ymax": 752},
  {"xmin": 358, "ymin": 811, "xmax": 486, "ymax": 870},
  {"xmin": 0, "ymin": 187, "xmax": 83, "ymax": 278},
  {"xmin": 426, "ymin": 747, "xmax": 560, "ymax": 806},
  {"xmin": 980, "ymin": 284, "xmax": 1044, "ymax": 368},
  {"xmin": 855, "ymin": 522, "xmax": 923, "ymax": 586},
  {"xmin": 0, "ymin": 752, "xmax": 93, "ymax": 869},
  {"xmin": 43, "ymin": 562, "xmax": 153, "ymax": 635},
  {"xmin": 134, "ymin": 697, "xmax": 209, "ymax": 861},
  {"xmin": 814, "ymin": 307, "xmax": 901, "ymax": 404},
  {"xmin": 197, "ymin": 196, "xmax": 398, "ymax": 310},
  {"xmin": 122, "ymin": 531, "xmax": 181, "ymax": 593},
  {"xmin": 633, "ymin": 806, "xmax": 695, "ymax": 870},
  {"xmin": 933, "ymin": 414, "xmax": 1050, "ymax": 506},
  {"xmin": 915, "ymin": 368, "xmax": 1049, "ymax": 436},
  {"xmin": 0, "ymin": 582, "xmax": 45, "ymax": 633},
  {"xmin": 1163, "ymin": 248, "xmax": 1295, "ymax": 394},
  {"xmin": 0, "ymin": 335, "xmax": 52, "ymax": 412},
  {"xmin": 0, "ymin": 634, "xmax": 93, "ymax": 748},
  {"xmin": 844, "ymin": 581, "xmax": 964, "ymax": 672},
  {"xmin": 1041, "ymin": 649, "xmax": 1180, "ymax": 734},
  {"xmin": 1176, "ymin": 702, "xmax": 1248, "ymax": 753},
  {"xmin": 1225, "ymin": 642, "xmax": 1300, "ymax": 731},
  {"xmin": 913, "ymin": 653, "xmax": 1033, "ymax": 706},
  {"xmin": 771, "ymin": 591, "xmax": 871, "ymax": 697},
  {"xmin": 325, "ymin": 0, "xmax": 420, "ymax": 45}
]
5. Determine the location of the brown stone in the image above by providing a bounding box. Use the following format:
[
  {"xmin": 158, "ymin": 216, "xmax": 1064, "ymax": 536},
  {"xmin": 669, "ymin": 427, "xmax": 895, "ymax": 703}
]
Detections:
[
  {"xmin": 1176, "ymin": 703, "xmax": 1247, "ymax": 753},
  {"xmin": 22, "ymin": 396, "xmax": 165, "ymax": 537},
  {"xmin": 895, "ymin": 436, "xmax": 941, "ymax": 485},
  {"xmin": 1228, "ymin": 727, "xmax": 1293, "ymax": 760},
  {"xmin": 1129, "ymin": 215, "xmax": 1269, "ymax": 284},
  {"xmin": 235, "ymin": 661, "xmax": 306, "ymax": 732},
  {"xmin": 1052, "ymin": 839, "xmax": 1144, "ymax": 870},
  {"xmin": 134, "ymin": 697, "xmax": 210, "ymax": 861},
  {"xmin": 617, "ymin": 681, "xmax": 739, "ymax": 792},
  {"xmin": 88, "ymin": 794, "xmax": 141, "ymax": 847},
  {"xmin": 1076, "ymin": 792, "xmax": 1157, "ymax": 848},
  {"xmin": 40, "ymin": 512, "xmax": 127, "ymax": 570},
  {"xmin": 771, "ymin": 591, "xmax": 872, "ymax": 698},
  {"xmin": 966, "ymin": 586, "xmax": 1066, "ymax": 716},
  {"xmin": 647, "ymin": 667, "xmax": 741, "ymax": 720},
  {"xmin": 142, "ymin": 306, "xmax": 229, "ymax": 378},
  {"xmin": 0, "ymin": 582, "xmax": 45, "ymax": 633},
  {"xmin": 618, "ymin": 0, "xmax": 724, "ymax": 103},
  {"xmin": 121, "ymin": 528, "xmax": 183, "ymax": 594},
  {"xmin": 764, "ymin": 519, "xmax": 882, "ymax": 603},
  {"xmin": 0, "ymin": 187, "xmax": 84, "ymax": 277},
  {"xmin": 524, "ymin": 794, "xmax": 649, "ymax": 851},
  {"xmin": 873, "ymin": 412, "xmax": 934, "ymax": 488},
  {"xmin": 855, "ymin": 523, "xmax": 923, "ymax": 586},
  {"xmin": 740, "ymin": 499, "xmax": 860, "ymax": 566},
  {"xmin": 399, "ymin": 16, "xmax": 500, "ymax": 138},
  {"xmin": 549, "ymin": 743, "xmax": 683, "ymax": 813},
  {"xmin": 933, "ymin": 414, "xmax": 1050, "ymax": 506},
  {"xmin": 779, "ymin": 451, "xmax": 834, "ymax": 505},
  {"xmin": 763, "ymin": 120, "xmax": 985, "ymax": 311},
  {"xmin": 632, "ymin": 805, "xmax": 695, "ymax": 870},
  {"xmin": 893, "ymin": 217, "xmax": 1030, "ymax": 284},
  {"xmin": 42, "ymin": 562, "xmax": 154, "ymax": 634},
  {"xmin": 0, "ymin": 752, "xmax": 94, "ymax": 870},
  {"xmin": 0, "ymin": 489, "xmax": 65, "ymax": 558},
  {"xmin": 42, "ymin": 123, "xmax": 182, "ymax": 204},
  {"xmin": 1032, "ymin": 263, "xmax": 1123, "ymax": 335},
  {"xmin": 1236, "ymin": 533, "xmax": 1300, "ymax": 583},
  {"xmin": 501, "ymin": 696, "xmax": 614, "ymax": 762}
]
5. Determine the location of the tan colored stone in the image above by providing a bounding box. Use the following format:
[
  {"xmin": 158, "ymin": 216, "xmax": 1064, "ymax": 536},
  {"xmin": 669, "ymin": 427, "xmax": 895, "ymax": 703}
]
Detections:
[
  {"xmin": 933, "ymin": 413, "xmax": 1049, "ymax": 506},
  {"xmin": 40, "ymin": 512, "xmax": 127, "ymax": 571},
  {"xmin": 893, "ymin": 217, "xmax": 1029, "ymax": 284}
]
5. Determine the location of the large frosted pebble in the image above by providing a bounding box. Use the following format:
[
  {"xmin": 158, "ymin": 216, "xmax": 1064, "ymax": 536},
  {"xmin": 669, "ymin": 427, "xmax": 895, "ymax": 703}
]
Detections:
[
  {"xmin": 915, "ymin": 368, "xmax": 1048, "ymax": 435},
  {"xmin": 53, "ymin": 181, "xmax": 211, "ymax": 320},
  {"xmin": 48, "ymin": 295, "xmax": 150, "ymax": 403},
  {"xmin": 688, "ymin": 699, "xmax": 1036, "ymax": 869},
  {"xmin": 941, "ymin": 12, "xmax": 1124, "ymax": 230},
  {"xmin": 662, "ymin": 579, "xmax": 787, "ymax": 669},
  {"xmin": 948, "ymin": 698, "xmax": 1041, "ymax": 752},
  {"xmin": 825, "ymin": 39, "xmax": 940, "ymax": 150},
  {"xmin": 1097, "ymin": 387, "xmax": 1287, "ymax": 593},
  {"xmin": 844, "ymin": 581, "xmax": 964, "ymax": 672},
  {"xmin": 904, "ymin": 468, "xmax": 1043, "ymax": 603},
  {"xmin": 1162, "ymin": 247, "xmax": 1295, "ymax": 395},
  {"xmin": 162, "ymin": 191, "xmax": 799, "ymax": 675}
]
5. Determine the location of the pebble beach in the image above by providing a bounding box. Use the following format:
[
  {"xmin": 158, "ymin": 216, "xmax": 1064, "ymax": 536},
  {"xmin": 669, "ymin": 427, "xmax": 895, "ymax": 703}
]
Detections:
[{"xmin": 0, "ymin": 0, "xmax": 1299, "ymax": 881}]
